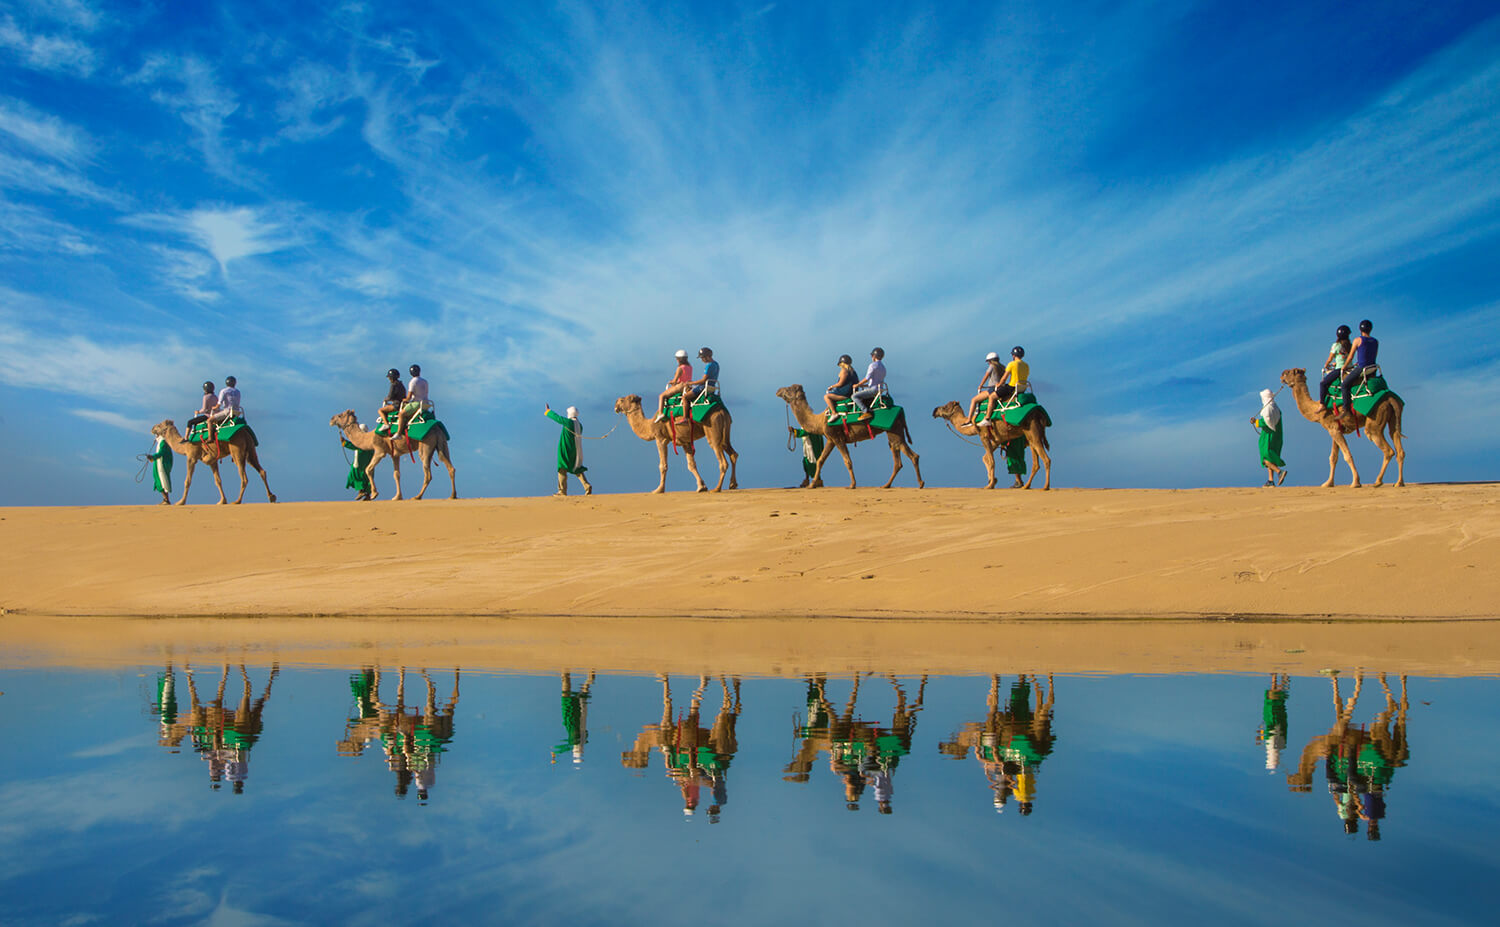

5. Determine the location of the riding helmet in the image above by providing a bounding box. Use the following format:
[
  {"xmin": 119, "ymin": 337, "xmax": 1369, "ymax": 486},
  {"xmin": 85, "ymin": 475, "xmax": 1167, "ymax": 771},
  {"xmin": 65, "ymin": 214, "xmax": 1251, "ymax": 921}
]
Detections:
[
  {"xmin": 1336, "ymin": 325, "xmax": 1351, "ymax": 339},
  {"xmin": 202, "ymin": 381, "xmax": 215, "ymax": 393},
  {"xmin": 387, "ymin": 368, "xmax": 400, "ymax": 380},
  {"xmin": 1011, "ymin": 346, "xmax": 1025, "ymax": 358},
  {"xmin": 409, "ymin": 364, "xmax": 421, "ymax": 376}
]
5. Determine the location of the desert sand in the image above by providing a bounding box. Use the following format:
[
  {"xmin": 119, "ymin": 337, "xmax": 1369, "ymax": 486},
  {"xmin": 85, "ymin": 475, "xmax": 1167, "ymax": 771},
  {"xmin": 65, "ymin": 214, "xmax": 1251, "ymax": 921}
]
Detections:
[{"xmin": 3, "ymin": 484, "xmax": 1497, "ymax": 674}]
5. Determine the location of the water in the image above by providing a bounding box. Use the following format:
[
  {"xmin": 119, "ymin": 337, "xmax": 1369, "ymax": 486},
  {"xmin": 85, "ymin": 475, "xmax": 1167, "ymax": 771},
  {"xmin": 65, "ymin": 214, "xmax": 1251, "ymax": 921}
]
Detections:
[{"xmin": 1, "ymin": 665, "xmax": 1496, "ymax": 925}]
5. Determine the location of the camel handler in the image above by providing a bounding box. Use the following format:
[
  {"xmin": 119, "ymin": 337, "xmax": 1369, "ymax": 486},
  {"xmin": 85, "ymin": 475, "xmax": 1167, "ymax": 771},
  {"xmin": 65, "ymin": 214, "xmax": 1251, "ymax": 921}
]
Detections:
[
  {"xmin": 395, "ymin": 364, "xmax": 430, "ymax": 437},
  {"xmin": 788, "ymin": 426, "xmax": 824, "ymax": 488},
  {"xmin": 1252, "ymin": 388, "xmax": 1288, "ymax": 486},
  {"xmin": 545, "ymin": 403, "xmax": 593, "ymax": 495},
  {"xmin": 145, "ymin": 432, "xmax": 173, "ymax": 504}
]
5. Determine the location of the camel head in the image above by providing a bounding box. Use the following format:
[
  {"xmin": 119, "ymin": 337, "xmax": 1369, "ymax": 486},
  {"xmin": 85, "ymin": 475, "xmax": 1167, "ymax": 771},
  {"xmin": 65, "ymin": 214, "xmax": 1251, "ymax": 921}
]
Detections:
[
  {"xmin": 151, "ymin": 419, "xmax": 175, "ymax": 437},
  {"xmin": 1280, "ymin": 368, "xmax": 1308, "ymax": 387},
  {"xmin": 614, "ymin": 395, "xmax": 643, "ymax": 414},
  {"xmin": 933, "ymin": 401, "xmax": 963, "ymax": 419},
  {"xmin": 774, "ymin": 385, "xmax": 806, "ymax": 405},
  {"xmin": 329, "ymin": 409, "xmax": 359, "ymax": 429}
]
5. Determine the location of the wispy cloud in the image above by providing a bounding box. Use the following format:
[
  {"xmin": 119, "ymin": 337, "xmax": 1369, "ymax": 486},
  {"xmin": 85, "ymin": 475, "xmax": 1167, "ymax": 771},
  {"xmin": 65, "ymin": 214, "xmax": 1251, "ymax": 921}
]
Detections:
[
  {"xmin": 0, "ymin": 97, "xmax": 93, "ymax": 165},
  {"xmin": 0, "ymin": 14, "xmax": 96, "ymax": 76},
  {"xmin": 130, "ymin": 53, "xmax": 243, "ymax": 180}
]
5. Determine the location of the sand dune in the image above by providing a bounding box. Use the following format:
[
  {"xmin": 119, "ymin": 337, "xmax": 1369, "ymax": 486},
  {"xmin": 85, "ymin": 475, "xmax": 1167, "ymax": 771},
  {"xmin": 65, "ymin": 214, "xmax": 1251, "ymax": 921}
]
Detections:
[{"xmin": 2, "ymin": 484, "xmax": 1497, "ymax": 622}]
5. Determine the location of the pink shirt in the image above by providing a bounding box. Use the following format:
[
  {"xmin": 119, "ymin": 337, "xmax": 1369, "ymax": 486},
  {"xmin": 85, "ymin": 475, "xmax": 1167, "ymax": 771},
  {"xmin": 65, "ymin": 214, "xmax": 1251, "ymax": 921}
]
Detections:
[{"xmin": 672, "ymin": 364, "xmax": 692, "ymax": 385}]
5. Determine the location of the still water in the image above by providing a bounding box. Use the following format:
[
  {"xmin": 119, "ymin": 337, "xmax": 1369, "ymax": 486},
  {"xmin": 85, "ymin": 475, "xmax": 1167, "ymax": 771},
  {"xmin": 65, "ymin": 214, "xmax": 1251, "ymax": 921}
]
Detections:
[{"xmin": 1, "ymin": 665, "xmax": 1495, "ymax": 925}]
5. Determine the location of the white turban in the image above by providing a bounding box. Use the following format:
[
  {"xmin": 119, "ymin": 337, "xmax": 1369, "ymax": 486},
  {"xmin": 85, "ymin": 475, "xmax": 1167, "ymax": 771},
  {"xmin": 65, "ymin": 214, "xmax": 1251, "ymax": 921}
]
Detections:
[
  {"xmin": 566, "ymin": 406, "xmax": 578, "ymax": 419},
  {"xmin": 1259, "ymin": 389, "xmax": 1281, "ymax": 429}
]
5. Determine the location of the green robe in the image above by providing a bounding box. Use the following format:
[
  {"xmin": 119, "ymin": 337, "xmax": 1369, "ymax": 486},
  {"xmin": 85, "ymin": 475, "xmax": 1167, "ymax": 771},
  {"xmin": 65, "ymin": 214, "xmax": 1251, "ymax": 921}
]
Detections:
[
  {"xmin": 793, "ymin": 427, "xmax": 825, "ymax": 479},
  {"xmin": 342, "ymin": 440, "xmax": 374, "ymax": 494},
  {"xmin": 147, "ymin": 437, "xmax": 173, "ymax": 494},
  {"xmin": 1255, "ymin": 418, "xmax": 1285, "ymax": 468},
  {"xmin": 547, "ymin": 409, "xmax": 587, "ymax": 474}
]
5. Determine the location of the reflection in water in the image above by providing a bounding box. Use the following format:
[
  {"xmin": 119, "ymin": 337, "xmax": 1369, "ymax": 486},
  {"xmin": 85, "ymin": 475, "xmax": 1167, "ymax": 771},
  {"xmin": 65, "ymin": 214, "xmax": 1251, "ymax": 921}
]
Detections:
[
  {"xmin": 1259, "ymin": 674, "xmax": 1291, "ymax": 771},
  {"xmin": 149, "ymin": 663, "xmax": 279, "ymax": 793},
  {"xmin": 622, "ymin": 675, "xmax": 742, "ymax": 821},
  {"xmin": 553, "ymin": 671, "xmax": 596, "ymax": 764},
  {"xmin": 785, "ymin": 674, "xmax": 927, "ymax": 814},
  {"xmin": 938, "ymin": 674, "xmax": 1055, "ymax": 815},
  {"xmin": 337, "ymin": 667, "xmax": 460, "ymax": 803},
  {"xmin": 1287, "ymin": 672, "xmax": 1410, "ymax": 841}
]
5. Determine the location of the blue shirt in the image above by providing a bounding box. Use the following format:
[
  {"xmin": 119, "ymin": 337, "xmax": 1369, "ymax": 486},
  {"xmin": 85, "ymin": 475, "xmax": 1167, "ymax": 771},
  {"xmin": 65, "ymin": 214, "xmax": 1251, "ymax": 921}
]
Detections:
[
  {"xmin": 703, "ymin": 360, "xmax": 720, "ymax": 386},
  {"xmin": 1352, "ymin": 335, "xmax": 1378, "ymax": 368}
]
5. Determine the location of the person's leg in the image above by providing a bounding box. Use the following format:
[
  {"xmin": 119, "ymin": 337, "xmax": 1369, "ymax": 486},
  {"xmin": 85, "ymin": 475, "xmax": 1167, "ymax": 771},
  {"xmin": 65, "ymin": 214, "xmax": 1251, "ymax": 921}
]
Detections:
[
  {"xmin": 555, "ymin": 470, "xmax": 568, "ymax": 495},
  {"xmin": 578, "ymin": 471, "xmax": 593, "ymax": 495},
  {"xmin": 395, "ymin": 400, "xmax": 418, "ymax": 434},
  {"xmin": 853, "ymin": 386, "xmax": 878, "ymax": 414},
  {"xmin": 1318, "ymin": 370, "xmax": 1339, "ymax": 405},
  {"xmin": 1339, "ymin": 369, "xmax": 1363, "ymax": 418}
]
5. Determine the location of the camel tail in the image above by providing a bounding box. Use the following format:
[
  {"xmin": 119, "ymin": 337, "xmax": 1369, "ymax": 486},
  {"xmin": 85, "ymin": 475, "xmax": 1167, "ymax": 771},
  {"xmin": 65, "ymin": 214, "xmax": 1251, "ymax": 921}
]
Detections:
[{"xmin": 899, "ymin": 412, "xmax": 916, "ymax": 450}]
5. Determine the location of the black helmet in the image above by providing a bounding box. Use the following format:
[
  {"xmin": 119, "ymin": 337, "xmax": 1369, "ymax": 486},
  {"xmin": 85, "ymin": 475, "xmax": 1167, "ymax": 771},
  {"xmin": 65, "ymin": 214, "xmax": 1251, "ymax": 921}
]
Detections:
[
  {"xmin": 838, "ymin": 354, "xmax": 853, "ymax": 366},
  {"xmin": 1011, "ymin": 346, "xmax": 1025, "ymax": 358},
  {"xmin": 1359, "ymin": 319, "xmax": 1373, "ymax": 334},
  {"xmin": 202, "ymin": 381, "xmax": 215, "ymax": 393},
  {"xmin": 871, "ymin": 347, "xmax": 885, "ymax": 359},
  {"xmin": 1336, "ymin": 325, "xmax": 1351, "ymax": 339},
  {"xmin": 224, "ymin": 375, "xmax": 236, "ymax": 387},
  {"xmin": 408, "ymin": 364, "xmax": 421, "ymax": 376},
  {"xmin": 386, "ymin": 368, "xmax": 400, "ymax": 380}
]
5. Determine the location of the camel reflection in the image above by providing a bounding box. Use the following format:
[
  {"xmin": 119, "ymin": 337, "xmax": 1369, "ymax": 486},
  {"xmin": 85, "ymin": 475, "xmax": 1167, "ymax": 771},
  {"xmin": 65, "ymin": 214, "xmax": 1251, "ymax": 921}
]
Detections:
[
  {"xmin": 622, "ymin": 675, "xmax": 741, "ymax": 821},
  {"xmin": 938, "ymin": 674, "xmax": 1055, "ymax": 815},
  {"xmin": 553, "ymin": 671, "xmax": 596, "ymax": 765},
  {"xmin": 151, "ymin": 662, "xmax": 279, "ymax": 793},
  {"xmin": 337, "ymin": 667, "xmax": 460, "ymax": 802},
  {"xmin": 1287, "ymin": 672, "xmax": 1409, "ymax": 841},
  {"xmin": 784, "ymin": 674, "xmax": 927, "ymax": 814}
]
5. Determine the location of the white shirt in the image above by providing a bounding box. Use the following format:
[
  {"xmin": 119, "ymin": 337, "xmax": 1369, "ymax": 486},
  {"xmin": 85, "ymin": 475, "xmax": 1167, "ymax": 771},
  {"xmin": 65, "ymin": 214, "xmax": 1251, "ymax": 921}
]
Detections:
[
  {"xmin": 216, "ymin": 386, "xmax": 241, "ymax": 413},
  {"xmin": 407, "ymin": 376, "xmax": 429, "ymax": 403},
  {"xmin": 864, "ymin": 360, "xmax": 886, "ymax": 387}
]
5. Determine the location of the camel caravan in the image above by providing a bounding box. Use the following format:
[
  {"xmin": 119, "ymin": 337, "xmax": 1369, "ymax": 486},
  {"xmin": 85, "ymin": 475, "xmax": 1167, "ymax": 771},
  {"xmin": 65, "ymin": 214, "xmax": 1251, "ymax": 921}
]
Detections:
[{"xmin": 144, "ymin": 324, "xmax": 1415, "ymax": 502}]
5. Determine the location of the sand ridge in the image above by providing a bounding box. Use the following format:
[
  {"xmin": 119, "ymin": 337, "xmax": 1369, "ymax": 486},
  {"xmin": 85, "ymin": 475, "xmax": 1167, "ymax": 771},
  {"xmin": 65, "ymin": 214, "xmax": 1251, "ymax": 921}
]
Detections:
[{"xmin": 1, "ymin": 484, "xmax": 1497, "ymax": 621}]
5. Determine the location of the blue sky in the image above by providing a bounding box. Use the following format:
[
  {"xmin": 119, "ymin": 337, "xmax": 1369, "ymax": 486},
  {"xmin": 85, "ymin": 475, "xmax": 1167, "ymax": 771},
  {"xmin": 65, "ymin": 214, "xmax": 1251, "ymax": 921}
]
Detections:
[{"xmin": 1, "ymin": 0, "xmax": 1498, "ymax": 503}]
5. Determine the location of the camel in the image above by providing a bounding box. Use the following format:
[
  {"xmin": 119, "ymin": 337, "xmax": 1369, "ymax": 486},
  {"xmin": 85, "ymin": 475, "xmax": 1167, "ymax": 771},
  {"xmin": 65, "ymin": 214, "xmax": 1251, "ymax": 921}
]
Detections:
[
  {"xmin": 613, "ymin": 394, "xmax": 738, "ymax": 493},
  {"xmin": 932, "ymin": 400, "xmax": 1052, "ymax": 490},
  {"xmin": 151, "ymin": 419, "xmax": 276, "ymax": 505},
  {"xmin": 621, "ymin": 674, "xmax": 742, "ymax": 819},
  {"xmin": 329, "ymin": 410, "xmax": 456, "ymax": 501},
  {"xmin": 1280, "ymin": 368, "xmax": 1406, "ymax": 487},
  {"xmin": 775, "ymin": 385, "xmax": 923, "ymax": 489}
]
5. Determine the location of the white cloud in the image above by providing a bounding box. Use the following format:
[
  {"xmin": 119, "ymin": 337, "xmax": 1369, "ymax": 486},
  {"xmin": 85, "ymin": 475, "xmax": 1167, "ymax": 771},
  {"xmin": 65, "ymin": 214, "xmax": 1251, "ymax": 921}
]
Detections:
[
  {"xmin": 0, "ymin": 98, "xmax": 92, "ymax": 165},
  {"xmin": 0, "ymin": 15, "xmax": 95, "ymax": 76},
  {"xmin": 69, "ymin": 408, "xmax": 152, "ymax": 433},
  {"xmin": 131, "ymin": 54, "xmax": 242, "ymax": 179},
  {"xmin": 127, "ymin": 206, "xmax": 294, "ymax": 280}
]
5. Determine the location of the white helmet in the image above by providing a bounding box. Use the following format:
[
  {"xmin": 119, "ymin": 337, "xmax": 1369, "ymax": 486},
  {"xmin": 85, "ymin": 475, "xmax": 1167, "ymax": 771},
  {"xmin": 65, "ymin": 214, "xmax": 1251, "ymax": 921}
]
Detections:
[
  {"xmin": 985, "ymin": 352, "xmax": 999, "ymax": 362},
  {"xmin": 674, "ymin": 349, "xmax": 688, "ymax": 359}
]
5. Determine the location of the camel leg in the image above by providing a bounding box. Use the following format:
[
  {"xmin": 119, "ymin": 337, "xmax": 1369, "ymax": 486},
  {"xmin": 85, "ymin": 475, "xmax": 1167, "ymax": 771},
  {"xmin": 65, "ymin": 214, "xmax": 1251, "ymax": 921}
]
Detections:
[
  {"xmin": 653, "ymin": 439, "xmax": 668, "ymax": 494},
  {"xmin": 365, "ymin": 447, "xmax": 386, "ymax": 501},
  {"xmin": 882, "ymin": 434, "xmax": 903, "ymax": 489},
  {"xmin": 1324, "ymin": 439, "xmax": 1339, "ymax": 488},
  {"xmin": 436, "ymin": 438, "xmax": 457, "ymax": 499},
  {"xmin": 725, "ymin": 430, "xmax": 738, "ymax": 490},
  {"xmin": 208, "ymin": 456, "xmax": 228, "ymax": 505},
  {"xmin": 808, "ymin": 441, "xmax": 836, "ymax": 489},
  {"xmin": 1333, "ymin": 432, "xmax": 1361, "ymax": 487},
  {"xmin": 835, "ymin": 441, "xmax": 857, "ymax": 489},
  {"xmin": 246, "ymin": 447, "xmax": 276, "ymax": 502},
  {"xmin": 981, "ymin": 443, "xmax": 997, "ymax": 489},
  {"xmin": 389, "ymin": 445, "xmax": 405, "ymax": 501},
  {"xmin": 705, "ymin": 430, "xmax": 728, "ymax": 493},
  {"xmin": 413, "ymin": 443, "xmax": 435, "ymax": 501},
  {"xmin": 905, "ymin": 440, "xmax": 923, "ymax": 489},
  {"xmin": 684, "ymin": 445, "xmax": 708, "ymax": 492},
  {"xmin": 1028, "ymin": 427, "xmax": 1052, "ymax": 490},
  {"xmin": 1390, "ymin": 410, "xmax": 1406, "ymax": 488},
  {"xmin": 1366, "ymin": 418, "xmax": 1395, "ymax": 487},
  {"xmin": 230, "ymin": 446, "xmax": 249, "ymax": 504},
  {"xmin": 177, "ymin": 456, "xmax": 198, "ymax": 505}
]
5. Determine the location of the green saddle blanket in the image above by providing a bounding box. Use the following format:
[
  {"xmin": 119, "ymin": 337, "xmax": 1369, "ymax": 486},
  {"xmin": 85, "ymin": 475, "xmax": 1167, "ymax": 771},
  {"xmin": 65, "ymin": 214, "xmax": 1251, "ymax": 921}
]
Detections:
[
  {"xmin": 185, "ymin": 417, "xmax": 256, "ymax": 446},
  {"xmin": 375, "ymin": 410, "xmax": 450, "ymax": 443},
  {"xmin": 827, "ymin": 393, "xmax": 902, "ymax": 432},
  {"xmin": 663, "ymin": 391, "xmax": 725, "ymax": 424},
  {"xmin": 976, "ymin": 393, "xmax": 1052, "ymax": 428},
  {"xmin": 1324, "ymin": 375, "xmax": 1398, "ymax": 418}
]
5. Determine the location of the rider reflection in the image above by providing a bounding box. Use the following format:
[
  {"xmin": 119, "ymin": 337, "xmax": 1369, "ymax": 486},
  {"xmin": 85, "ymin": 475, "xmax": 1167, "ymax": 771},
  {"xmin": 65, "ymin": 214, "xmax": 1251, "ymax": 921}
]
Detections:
[
  {"xmin": 337, "ymin": 667, "xmax": 460, "ymax": 803},
  {"xmin": 784, "ymin": 674, "xmax": 927, "ymax": 814},
  {"xmin": 621, "ymin": 675, "xmax": 741, "ymax": 821},
  {"xmin": 150, "ymin": 663, "xmax": 278, "ymax": 794},
  {"xmin": 939, "ymin": 674, "xmax": 1056, "ymax": 815},
  {"xmin": 1286, "ymin": 672, "xmax": 1409, "ymax": 841}
]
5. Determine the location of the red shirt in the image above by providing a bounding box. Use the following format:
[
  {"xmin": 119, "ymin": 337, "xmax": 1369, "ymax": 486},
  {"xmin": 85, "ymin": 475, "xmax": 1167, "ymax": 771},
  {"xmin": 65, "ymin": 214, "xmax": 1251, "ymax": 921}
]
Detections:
[{"xmin": 673, "ymin": 363, "xmax": 692, "ymax": 385}]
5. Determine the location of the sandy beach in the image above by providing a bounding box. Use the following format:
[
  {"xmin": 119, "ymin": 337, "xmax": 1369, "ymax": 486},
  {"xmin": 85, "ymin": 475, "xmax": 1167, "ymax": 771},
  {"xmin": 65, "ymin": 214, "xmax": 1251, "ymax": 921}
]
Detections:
[{"xmin": 2, "ymin": 484, "xmax": 1496, "ymax": 623}]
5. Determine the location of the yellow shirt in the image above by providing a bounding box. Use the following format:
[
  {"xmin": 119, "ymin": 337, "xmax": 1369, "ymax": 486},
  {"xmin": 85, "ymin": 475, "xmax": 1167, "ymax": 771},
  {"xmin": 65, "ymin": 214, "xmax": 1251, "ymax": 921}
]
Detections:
[{"xmin": 1004, "ymin": 359, "xmax": 1030, "ymax": 388}]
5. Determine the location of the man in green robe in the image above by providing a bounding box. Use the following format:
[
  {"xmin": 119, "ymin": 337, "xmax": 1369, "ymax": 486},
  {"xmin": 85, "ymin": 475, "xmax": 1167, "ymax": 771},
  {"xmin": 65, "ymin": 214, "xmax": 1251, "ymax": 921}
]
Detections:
[
  {"xmin": 545, "ymin": 404, "xmax": 593, "ymax": 495},
  {"xmin": 1253, "ymin": 388, "xmax": 1287, "ymax": 486},
  {"xmin": 343, "ymin": 439, "xmax": 374, "ymax": 500},
  {"xmin": 146, "ymin": 435, "xmax": 173, "ymax": 504},
  {"xmin": 789, "ymin": 426, "xmax": 825, "ymax": 487}
]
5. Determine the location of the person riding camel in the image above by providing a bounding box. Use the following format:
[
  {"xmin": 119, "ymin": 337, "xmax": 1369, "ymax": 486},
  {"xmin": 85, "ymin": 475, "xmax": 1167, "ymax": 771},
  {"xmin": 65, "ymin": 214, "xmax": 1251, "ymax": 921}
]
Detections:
[
  {"xmin": 997, "ymin": 346, "xmax": 1028, "ymax": 403},
  {"xmin": 209, "ymin": 376, "xmax": 241, "ymax": 425},
  {"xmin": 851, "ymin": 347, "xmax": 887, "ymax": 423},
  {"xmin": 186, "ymin": 381, "xmax": 217, "ymax": 430},
  {"xmin": 967, "ymin": 352, "xmax": 1004, "ymax": 424},
  {"xmin": 824, "ymin": 354, "xmax": 856, "ymax": 415},
  {"xmin": 652, "ymin": 350, "xmax": 693, "ymax": 422},
  {"xmin": 1338, "ymin": 320, "xmax": 1379, "ymax": 423},
  {"xmin": 379, "ymin": 367, "xmax": 406, "ymax": 424},
  {"xmin": 395, "ymin": 364, "xmax": 430, "ymax": 437},
  {"xmin": 1319, "ymin": 325, "xmax": 1352, "ymax": 406},
  {"xmin": 684, "ymin": 347, "xmax": 720, "ymax": 401}
]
